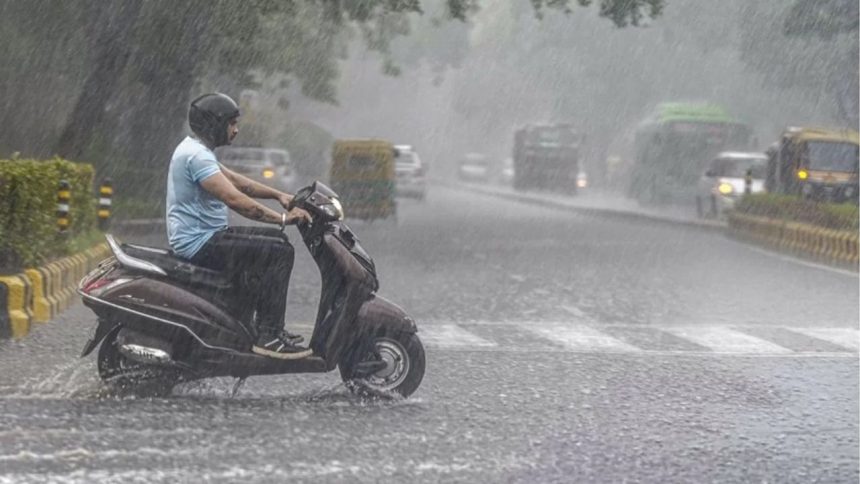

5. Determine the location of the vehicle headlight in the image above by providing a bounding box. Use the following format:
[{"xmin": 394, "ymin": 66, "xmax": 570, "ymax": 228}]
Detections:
[
  {"xmin": 262, "ymin": 169, "xmax": 275, "ymax": 179},
  {"xmin": 323, "ymin": 198, "xmax": 344, "ymax": 220},
  {"xmin": 576, "ymin": 178, "xmax": 588, "ymax": 188},
  {"xmin": 797, "ymin": 169, "xmax": 808, "ymax": 180},
  {"xmin": 717, "ymin": 182, "xmax": 733, "ymax": 195}
]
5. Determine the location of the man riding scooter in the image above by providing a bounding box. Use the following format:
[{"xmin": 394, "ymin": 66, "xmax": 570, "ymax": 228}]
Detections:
[{"xmin": 167, "ymin": 92, "xmax": 313, "ymax": 359}]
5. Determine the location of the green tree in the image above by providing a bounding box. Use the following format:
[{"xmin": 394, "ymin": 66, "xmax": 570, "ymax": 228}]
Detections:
[
  {"xmin": 1, "ymin": 0, "xmax": 665, "ymax": 197},
  {"xmin": 739, "ymin": 0, "xmax": 858, "ymax": 128}
]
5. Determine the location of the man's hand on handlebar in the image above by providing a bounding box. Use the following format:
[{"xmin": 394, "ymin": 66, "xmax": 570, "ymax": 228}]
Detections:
[
  {"xmin": 277, "ymin": 193, "xmax": 294, "ymax": 210},
  {"xmin": 284, "ymin": 207, "xmax": 313, "ymax": 227}
]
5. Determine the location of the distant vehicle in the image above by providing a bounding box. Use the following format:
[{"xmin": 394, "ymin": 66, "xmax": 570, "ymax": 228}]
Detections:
[
  {"xmin": 512, "ymin": 123, "xmax": 582, "ymax": 194},
  {"xmin": 217, "ymin": 146, "xmax": 297, "ymax": 192},
  {"xmin": 628, "ymin": 103, "xmax": 756, "ymax": 204},
  {"xmin": 765, "ymin": 127, "xmax": 859, "ymax": 204},
  {"xmin": 458, "ymin": 153, "xmax": 490, "ymax": 182},
  {"xmin": 500, "ymin": 157, "xmax": 515, "ymax": 185},
  {"xmin": 696, "ymin": 152, "xmax": 766, "ymax": 218},
  {"xmin": 394, "ymin": 145, "xmax": 428, "ymax": 200},
  {"xmin": 576, "ymin": 172, "xmax": 588, "ymax": 190},
  {"xmin": 329, "ymin": 139, "xmax": 397, "ymax": 221}
]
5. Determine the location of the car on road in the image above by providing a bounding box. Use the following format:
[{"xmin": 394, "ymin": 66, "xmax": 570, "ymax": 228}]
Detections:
[
  {"xmin": 458, "ymin": 153, "xmax": 490, "ymax": 182},
  {"xmin": 576, "ymin": 171, "xmax": 588, "ymax": 190},
  {"xmin": 696, "ymin": 151, "xmax": 766, "ymax": 217},
  {"xmin": 499, "ymin": 157, "xmax": 515, "ymax": 185},
  {"xmin": 216, "ymin": 146, "xmax": 297, "ymax": 192},
  {"xmin": 394, "ymin": 145, "xmax": 428, "ymax": 200}
]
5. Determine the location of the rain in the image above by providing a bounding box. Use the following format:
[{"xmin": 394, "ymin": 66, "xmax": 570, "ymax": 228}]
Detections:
[{"xmin": 0, "ymin": 0, "xmax": 858, "ymax": 482}]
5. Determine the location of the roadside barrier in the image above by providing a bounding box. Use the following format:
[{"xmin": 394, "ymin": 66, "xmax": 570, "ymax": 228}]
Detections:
[
  {"xmin": 98, "ymin": 178, "xmax": 112, "ymax": 230},
  {"xmin": 0, "ymin": 243, "xmax": 110, "ymax": 338},
  {"xmin": 728, "ymin": 212, "xmax": 859, "ymax": 269},
  {"xmin": 0, "ymin": 274, "xmax": 32, "ymax": 338},
  {"xmin": 57, "ymin": 179, "xmax": 71, "ymax": 233}
]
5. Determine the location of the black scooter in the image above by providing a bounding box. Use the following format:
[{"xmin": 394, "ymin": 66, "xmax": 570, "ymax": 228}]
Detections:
[{"xmin": 78, "ymin": 182, "xmax": 425, "ymax": 398}]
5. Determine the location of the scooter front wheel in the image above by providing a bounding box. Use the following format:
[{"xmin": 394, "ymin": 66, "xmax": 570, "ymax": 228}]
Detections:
[{"xmin": 340, "ymin": 332, "xmax": 425, "ymax": 399}]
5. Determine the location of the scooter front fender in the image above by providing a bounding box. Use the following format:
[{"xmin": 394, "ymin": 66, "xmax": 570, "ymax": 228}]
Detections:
[
  {"xmin": 81, "ymin": 319, "xmax": 121, "ymax": 357},
  {"xmin": 356, "ymin": 295, "xmax": 418, "ymax": 336}
]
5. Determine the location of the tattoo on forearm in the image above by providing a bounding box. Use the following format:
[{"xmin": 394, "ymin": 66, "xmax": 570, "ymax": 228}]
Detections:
[{"xmin": 238, "ymin": 182, "xmax": 254, "ymax": 196}]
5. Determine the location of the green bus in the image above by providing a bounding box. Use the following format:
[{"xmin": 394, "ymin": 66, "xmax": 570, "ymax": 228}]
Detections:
[{"xmin": 628, "ymin": 103, "xmax": 756, "ymax": 203}]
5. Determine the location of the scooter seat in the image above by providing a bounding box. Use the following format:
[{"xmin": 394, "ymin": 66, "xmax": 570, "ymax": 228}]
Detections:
[{"xmin": 121, "ymin": 243, "xmax": 232, "ymax": 291}]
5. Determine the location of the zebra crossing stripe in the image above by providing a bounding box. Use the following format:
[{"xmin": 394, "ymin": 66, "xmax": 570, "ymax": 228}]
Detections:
[
  {"xmin": 420, "ymin": 324, "xmax": 497, "ymax": 348},
  {"xmin": 525, "ymin": 324, "xmax": 641, "ymax": 353},
  {"xmin": 662, "ymin": 327, "xmax": 793, "ymax": 354},
  {"xmin": 788, "ymin": 328, "xmax": 859, "ymax": 351}
]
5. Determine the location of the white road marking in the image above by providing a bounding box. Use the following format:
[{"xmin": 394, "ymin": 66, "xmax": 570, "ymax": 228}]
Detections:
[
  {"xmin": 663, "ymin": 327, "xmax": 793, "ymax": 354},
  {"xmin": 286, "ymin": 321, "xmax": 859, "ymax": 358},
  {"xmin": 420, "ymin": 324, "xmax": 497, "ymax": 348},
  {"xmin": 788, "ymin": 327, "xmax": 860, "ymax": 351},
  {"xmin": 524, "ymin": 324, "xmax": 641, "ymax": 353}
]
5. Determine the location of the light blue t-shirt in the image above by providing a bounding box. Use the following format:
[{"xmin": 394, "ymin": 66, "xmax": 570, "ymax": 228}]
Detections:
[{"xmin": 166, "ymin": 136, "xmax": 228, "ymax": 258}]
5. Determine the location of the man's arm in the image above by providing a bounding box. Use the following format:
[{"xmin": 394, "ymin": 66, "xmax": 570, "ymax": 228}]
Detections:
[
  {"xmin": 220, "ymin": 165, "xmax": 292, "ymax": 203},
  {"xmin": 200, "ymin": 172, "xmax": 283, "ymax": 224}
]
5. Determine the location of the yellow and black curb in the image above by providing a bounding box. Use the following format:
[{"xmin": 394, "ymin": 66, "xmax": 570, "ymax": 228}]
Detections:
[
  {"xmin": 0, "ymin": 243, "xmax": 111, "ymax": 339},
  {"xmin": 728, "ymin": 212, "xmax": 859, "ymax": 269}
]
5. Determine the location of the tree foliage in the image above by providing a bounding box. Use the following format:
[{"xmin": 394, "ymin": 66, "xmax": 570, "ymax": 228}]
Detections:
[
  {"xmin": 0, "ymin": 0, "xmax": 664, "ymax": 197},
  {"xmin": 739, "ymin": 0, "xmax": 858, "ymax": 128}
]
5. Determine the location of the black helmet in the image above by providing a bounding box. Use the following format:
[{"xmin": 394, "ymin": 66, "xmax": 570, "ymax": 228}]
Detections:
[{"xmin": 188, "ymin": 93, "xmax": 240, "ymax": 147}]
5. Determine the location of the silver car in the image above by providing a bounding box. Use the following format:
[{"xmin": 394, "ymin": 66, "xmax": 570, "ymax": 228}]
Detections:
[
  {"xmin": 217, "ymin": 147, "xmax": 297, "ymax": 192},
  {"xmin": 395, "ymin": 145, "xmax": 428, "ymax": 200},
  {"xmin": 696, "ymin": 151, "xmax": 766, "ymax": 218}
]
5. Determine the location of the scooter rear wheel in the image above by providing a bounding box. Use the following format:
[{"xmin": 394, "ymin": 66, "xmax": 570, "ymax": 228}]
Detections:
[
  {"xmin": 340, "ymin": 332, "xmax": 425, "ymax": 399},
  {"xmin": 97, "ymin": 330, "xmax": 178, "ymax": 397}
]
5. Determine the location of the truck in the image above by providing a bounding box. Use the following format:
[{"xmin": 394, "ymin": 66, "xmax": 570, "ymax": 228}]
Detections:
[{"xmin": 512, "ymin": 123, "xmax": 582, "ymax": 194}]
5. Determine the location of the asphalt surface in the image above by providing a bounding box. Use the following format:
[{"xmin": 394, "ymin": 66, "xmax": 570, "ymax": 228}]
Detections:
[{"xmin": 1, "ymin": 184, "xmax": 857, "ymax": 483}]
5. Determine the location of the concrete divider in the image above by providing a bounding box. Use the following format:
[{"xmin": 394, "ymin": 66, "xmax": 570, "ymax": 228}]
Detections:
[
  {"xmin": 0, "ymin": 242, "xmax": 111, "ymax": 339},
  {"xmin": 0, "ymin": 274, "xmax": 33, "ymax": 338},
  {"xmin": 728, "ymin": 212, "xmax": 859, "ymax": 269}
]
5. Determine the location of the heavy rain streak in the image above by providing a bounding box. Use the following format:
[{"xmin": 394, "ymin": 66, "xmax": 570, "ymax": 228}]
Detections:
[{"xmin": 0, "ymin": 0, "xmax": 858, "ymax": 482}]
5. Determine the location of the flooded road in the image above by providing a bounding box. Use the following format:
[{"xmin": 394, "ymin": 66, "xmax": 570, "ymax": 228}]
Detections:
[{"xmin": 1, "ymin": 185, "xmax": 857, "ymax": 482}]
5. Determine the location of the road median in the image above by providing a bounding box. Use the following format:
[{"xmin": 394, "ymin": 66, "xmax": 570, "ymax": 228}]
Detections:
[
  {"xmin": 728, "ymin": 212, "xmax": 858, "ymax": 270},
  {"xmin": 0, "ymin": 242, "xmax": 110, "ymax": 339}
]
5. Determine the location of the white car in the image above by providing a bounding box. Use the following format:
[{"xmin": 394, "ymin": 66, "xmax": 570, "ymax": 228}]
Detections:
[
  {"xmin": 458, "ymin": 153, "xmax": 490, "ymax": 182},
  {"xmin": 394, "ymin": 145, "xmax": 428, "ymax": 200},
  {"xmin": 696, "ymin": 152, "xmax": 766, "ymax": 217},
  {"xmin": 500, "ymin": 157, "xmax": 515, "ymax": 185},
  {"xmin": 217, "ymin": 147, "xmax": 297, "ymax": 192}
]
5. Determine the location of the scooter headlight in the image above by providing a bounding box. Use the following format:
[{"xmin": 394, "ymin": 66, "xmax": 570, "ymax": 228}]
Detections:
[
  {"xmin": 332, "ymin": 198, "xmax": 344, "ymax": 220},
  {"xmin": 717, "ymin": 182, "xmax": 734, "ymax": 195},
  {"xmin": 322, "ymin": 198, "xmax": 344, "ymax": 220}
]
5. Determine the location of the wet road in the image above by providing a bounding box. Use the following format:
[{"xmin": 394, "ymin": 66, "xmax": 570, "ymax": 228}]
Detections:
[{"xmin": 1, "ymin": 185, "xmax": 857, "ymax": 482}]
